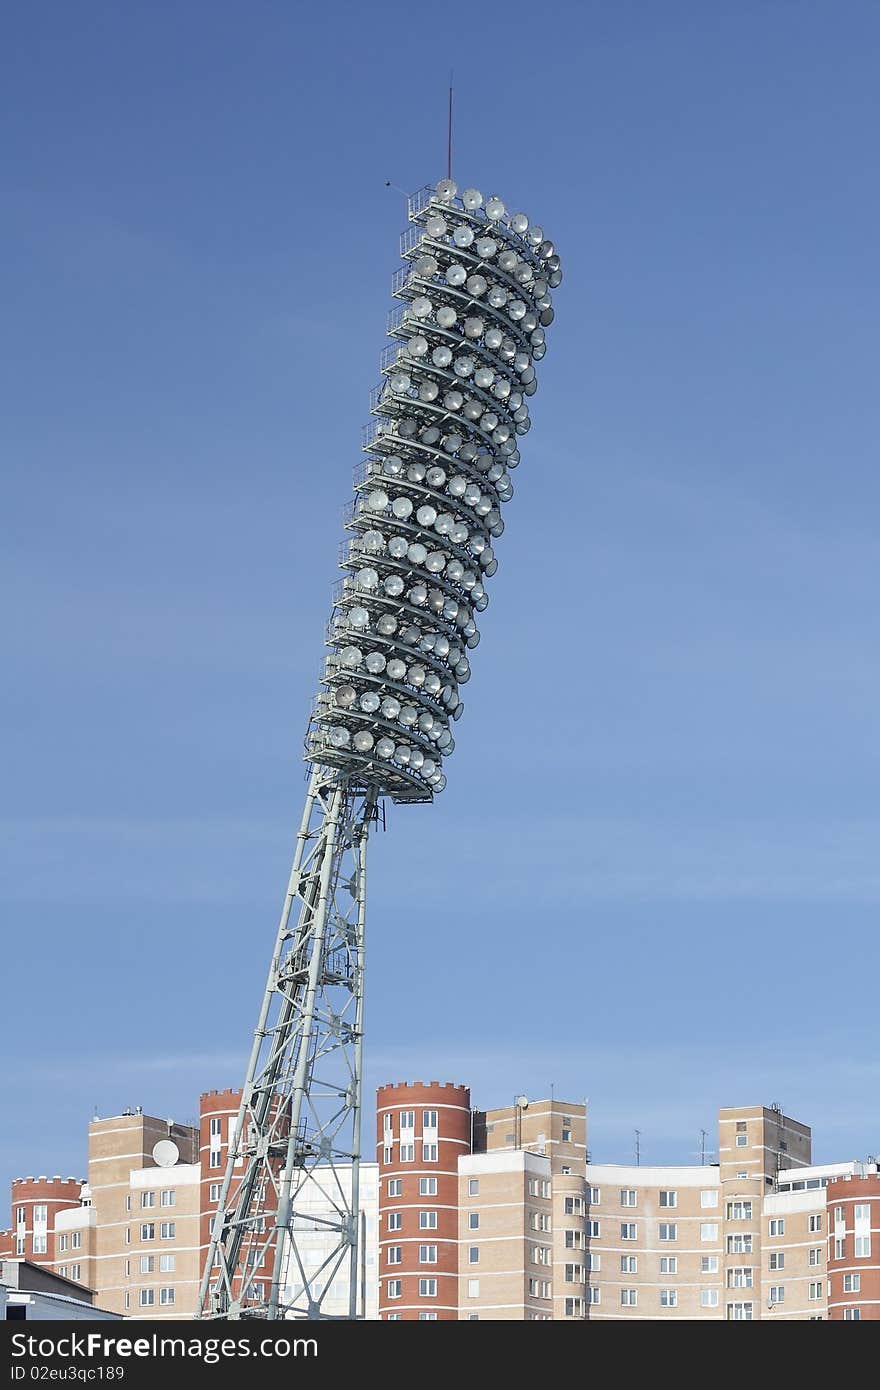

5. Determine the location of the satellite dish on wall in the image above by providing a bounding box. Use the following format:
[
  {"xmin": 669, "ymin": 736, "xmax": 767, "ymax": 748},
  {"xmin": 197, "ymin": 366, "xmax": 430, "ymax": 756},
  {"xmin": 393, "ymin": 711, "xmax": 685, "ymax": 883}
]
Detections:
[
  {"xmin": 152, "ymin": 1139, "xmax": 179, "ymax": 1168},
  {"xmin": 516, "ymin": 1095, "xmax": 529, "ymax": 1110}
]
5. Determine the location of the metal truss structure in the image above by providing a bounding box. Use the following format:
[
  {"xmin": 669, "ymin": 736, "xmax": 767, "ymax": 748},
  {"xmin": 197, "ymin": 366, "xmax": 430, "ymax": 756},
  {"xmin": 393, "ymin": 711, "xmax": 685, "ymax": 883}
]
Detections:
[{"xmin": 198, "ymin": 178, "xmax": 562, "ymax": 1319}]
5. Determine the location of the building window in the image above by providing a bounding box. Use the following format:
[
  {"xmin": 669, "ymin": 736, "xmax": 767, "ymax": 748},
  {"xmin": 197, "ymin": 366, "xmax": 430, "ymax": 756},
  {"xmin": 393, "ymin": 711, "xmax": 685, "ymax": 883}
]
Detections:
[
  {"xmin": 422, "ymin": 1110, "xmax": 437, "ymax": 1129},
  {"xmin": 160, "ymin": 1254, "xmax": 175, "ymax": 1273},
  {"xmin": 660, "ymin": 1289, "xmax": 677, "ymax": 1307},
  {"xmin": 659, "ymin": 1190, "xmax": 677, "ymax": 1209},
  {"xmin": 659, "ymin": 1223, "xmax": 677, "ymax": 1242},
  {"xmin": 209, "ymin": 1183, "xmax": 221, "ymax": 1202},
  {"xmin": 418, "ymin": 1312, "xmax": 437, "ymax": 1321},
  {"xmin": 620, "ymin": 1255, "xmax": 637, "ymax": 1273},
  {"xmin": 768, "ymin": 1219, "xmax": 784, "ymax": 1237},
  {"xmin": 620, "ymin": 1189, "xmax": 637, "ymax": 1207},
  {"xmin": 468, "ymin": 1247, "xmax": 480, "ymax": 1264},
  {"xmin": 15, "ymin": 1238, "xmax": 25, "ymax": 1255},
  {"xmin": 387, "ymin": 1280, "xmax": 401, "ymax": 1299},
  {"xmin": 585, "ymin": 1220, "xmax": 601, "ymax": 1238},
  {"xmin": 388, "ymin": 1179, "xmax": 402, "ymax": 1197},
  {"xmin": 59, "ymin": 1235, "xmax": 68, "ymax": 1253},
  {"xmin": 33, "ymin": 1205, "xmax": 47, "ymax": 1225},
  {"xmin": 124, "ymin": 1228, "xmax": 131, "ymax": 1246},
  {"xmin": 769, "ymin": 1252, "xmax": 784, "ymax": 1270},
  {"xmin": 727, "ymin": 1268, "xmax": 754, "ymax": 1289},
  {"xmin": 467, "ymin": 1213, "xmax": 479, "ymax": 1230},
  {"xmin": 834, "ymin": 1205, "xmax": 845, "ymax": 1223},
  {"xmin": 660, "ymin": 1256, "xmax": 677, "ymax": 1274},
  {"xmin": 701, "ymin": 1256, "xmax": 719, "ymax": 1273},
  {"xmin": 727, "ymin": 1234, "xmax": 752, "ymax": 1254},
  {"xmin": 700, "ymin": 1223, "xmax": 719, "ymax": 1242},
  {"xmin": 564, "ymin": 1197, "xmax": 584, "ymax": 1215},
  {"xmin": 71, "ymin": 1233, "xmax": 81, "ymax": 1250},
  {"xmin": 160, "ymin": 1190, "xmax": 175, "ymax": 1208},
  {"xmin": 32, "ymin": 1236, "xmax": 47, "ymax": 1254},
  {"xmin": 843, "ymin": 1309, "xmax": 861, "ymax": 1320},
  {"xmin": 727, "ymin": 1302, "xmax": 753, "ymax": 1320},
  {"xmin": 383, "ymin": 1145, "xmax": 392, "ymax": 1163},
  {"xmin": 159, "ymin": 1222, "xmax": 175, "ymax": 1239},
  {"xmin": 400, "ymin": 1111, "xmax": 414, "ymax": 1129},
  {"xmin": 139, "ymin": 1289, "xmax": 155, "ymax": 1307},
  {"xmin": 159, "ymin": 1288, "xmax": 175, "ymax": 1306},
  {"xmin": 564, "ymin": 1298, "xmax": 583, "ymax": 1317},
  {"xmin": 727, "ymin": 1201, "xmax": 752, "ymax": 1221},
  {"xmin": 843, "ymin": 1273, "xmax": 861, "ymax": 1293},
  {"xmin": 399, "ymin": 1144, "xmax": 415, "ymax": 1162},
  {"xmin": 586, "ymin": 1288, "xmax": 600, "ymax": 1305},
  {"xmin": 586, "ymin": 1186, "xmax": 601, "ymax": 1204},
  {"xmin": 701, "ymin": 1290, "xmax": 719, "ymax": 1308},
  {"xmin": 620, "ymin": 1223, "xmax": 637, "ymax": 1241},
  {"xmin": 530, "ymin": 1212, "xmax": 551, "ymax": 1232},
  {"xmin": 419, "ymin": 1279, "xmax": 437, "ymax": 1297},
  {"xmin": 141, "ymin": 1192, "xmax": 155, "ymax": 1209},
  {"xmin": 768, "ymin": 1286, "xmax": 784, "ymax": 1305},
  {"xmin": 735, "ymin": 1134, "xmax": 748, "ymax": 1148},
  {"xmin": 468, "ymin": 1279, "xmax": 480, "ymax": 1298},
  {"xmin": 387, "ymin": 1247, "xmax": 402, "ymax": 1265},
  {"xmin": 422, "ymin": 1143, "xmax": 438, "ymax": 1162},
  {"xmin": 541, "ymin": 1181, "xmax": 551, "ymax": 1198},
  {"xmin": 585, "ymin": 1253, "xmax": 601, "ymax": 1272},
  {"xmin": 387, "ymin": 1313, "xmax": 401, "ymax": 1321},
  {"xmin": 420, "ymin": 1177, "xmax": 437, "ymax": 1196},
  {"xmin": 808, "ymin": 1281, "xmax": 823, "ymax": 1300},
  {"xmin": 125, "ymin": 1195, "xmax": 131, "ymax": 1212},
  {"xmin": 59, "ymin": 1267, "xmax": 67, "ymax": 1278},
  {"xmin": 468, "ymin": 1179, "xmax": 479, "ymax": 1196},
  {"xmin": 834, "ymin": 1238, "xmax": 846, "ymax": 1259},
  {"xmin": 383, "ymin": 1113, "xmax": 393, "ymax": 1134},
  {"xmin": 69, "ymin": 1265, "xmax": 81, "ymax": 1282},
  {"xmin": 140, "ymin": 1224, "xmax": 155, "ymax": 1241},
  {"xmin": 419, "ymin": 1245, "xmax": 437, "ymax": 1264},
  {"xmin": 564, "ymin": 1264, "xmax": 583, "ymax": 1284},
  {"xmin": 124, "ymin": 1292, "xmax": 130, "ymax": 1311},
  {"xmin": 809, "ymin": 1214, "xmax": 822, "ymax": 1233},
  {"xmin": 854, "ymin": 1236, "xmax": 871, "ymax": 1257},
  {"xmin": 565, "ymin": 1229, "xmax": 584, "ymax": 1249},
  {"xmin": 809, "ymin": 1247, "xmax": 822, "ymax": 1266},
  {"xmin": 417, "ymin": 1211, "xmax": 436, "ymax": 1230},
  {"xmin": 700, "ymin": 1190, "xmax": 718, "ymax": 1208},
  {"xmin": 140, "ymin": 1256, "xmax": 154, "ymax": 1273},
  {"xmin": 387, "ymin": 1213, "xmax": 402, "ymax": 1231},
  {"xmin": 621, "ymin": 1288, "xmax": 638, "ymax": 1306}
]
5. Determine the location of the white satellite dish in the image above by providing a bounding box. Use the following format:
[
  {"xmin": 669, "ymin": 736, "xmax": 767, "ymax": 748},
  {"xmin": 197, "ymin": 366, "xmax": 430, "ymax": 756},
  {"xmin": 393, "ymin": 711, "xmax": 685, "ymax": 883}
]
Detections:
[
  {"xmin": 516, "ymin": 1095, "xmax": 529, "ymax": 1110},
  {"xmin": 152, "ymin": 1139, "xmax": 179, "ymax": 1168}
]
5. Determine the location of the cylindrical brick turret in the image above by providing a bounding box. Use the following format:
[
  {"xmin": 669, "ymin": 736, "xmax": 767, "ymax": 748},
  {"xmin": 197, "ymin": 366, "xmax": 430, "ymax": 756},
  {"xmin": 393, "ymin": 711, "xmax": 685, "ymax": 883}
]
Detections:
[
  {"xmin": 9, "ymin": 1176, "xmax": 83, "ymax": 1265},
  {"xmin": 199, "ymin": 1089, "xmax": 283, "ymax": 1308},
  {"xmin": 377, "ymin": 1081, "xmax": 471, "ymax": 1320},
  {"xmin": 826, "ymin": 1172, "xmax": 880, "ymax": 1320}
]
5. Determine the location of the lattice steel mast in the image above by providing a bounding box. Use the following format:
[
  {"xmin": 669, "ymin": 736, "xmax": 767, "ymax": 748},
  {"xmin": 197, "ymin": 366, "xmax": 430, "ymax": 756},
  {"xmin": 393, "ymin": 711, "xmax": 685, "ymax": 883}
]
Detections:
[{"xmin": 198, "ymin": 178, "xmax": 563, "ymax": 1319}]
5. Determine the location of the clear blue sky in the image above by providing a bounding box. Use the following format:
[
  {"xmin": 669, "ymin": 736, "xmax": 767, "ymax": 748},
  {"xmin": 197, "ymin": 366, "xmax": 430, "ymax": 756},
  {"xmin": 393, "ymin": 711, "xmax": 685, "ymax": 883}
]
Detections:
[{"xmin": 3, "ymin": 1, "xmax": 879, "ymax": 1198}]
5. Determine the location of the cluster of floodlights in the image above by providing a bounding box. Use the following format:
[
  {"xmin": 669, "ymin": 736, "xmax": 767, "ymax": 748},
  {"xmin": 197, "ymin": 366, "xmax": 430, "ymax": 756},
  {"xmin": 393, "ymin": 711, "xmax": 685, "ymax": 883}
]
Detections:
[{"xmin": 306, "ymin": 179, "xmax": 562, "ymax": 803}]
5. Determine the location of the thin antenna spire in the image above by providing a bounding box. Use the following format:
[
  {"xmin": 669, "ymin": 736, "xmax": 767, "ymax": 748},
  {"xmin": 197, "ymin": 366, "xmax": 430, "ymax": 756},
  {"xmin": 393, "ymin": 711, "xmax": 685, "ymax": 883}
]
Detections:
[{"xmin": 447, "ymin": 74, "xmax": 454, "ymax": 180}]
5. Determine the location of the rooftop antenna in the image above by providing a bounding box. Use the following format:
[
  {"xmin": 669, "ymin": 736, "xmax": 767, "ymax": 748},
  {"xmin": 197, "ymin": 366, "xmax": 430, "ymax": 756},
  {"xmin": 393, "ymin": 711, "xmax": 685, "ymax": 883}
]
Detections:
[
  {"xmin": 447, "ymin": 73, "xmax": 454, "ymax": 180},
  {"xmin": 634, "ymin": 1129, "xmax": 641, "ymax": 1167}
]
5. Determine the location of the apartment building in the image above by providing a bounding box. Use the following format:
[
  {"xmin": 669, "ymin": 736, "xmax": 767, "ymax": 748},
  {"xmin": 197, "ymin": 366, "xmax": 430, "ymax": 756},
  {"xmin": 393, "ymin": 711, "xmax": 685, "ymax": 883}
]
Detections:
[
  {"xmin": 374, "ymin": 1087, "xmax": 878, "ymax": 1321},
  {"xmin": 3, "ymin": 1085, "xmax": 875, "ymax": 1320}
]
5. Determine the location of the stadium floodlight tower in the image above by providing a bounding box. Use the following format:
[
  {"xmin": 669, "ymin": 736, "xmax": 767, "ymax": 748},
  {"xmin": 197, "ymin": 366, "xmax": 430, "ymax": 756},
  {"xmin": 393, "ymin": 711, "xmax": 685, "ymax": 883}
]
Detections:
[{"xmin": 198, "ymin": 178, "xmax": 563, "ymax": 1320}]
